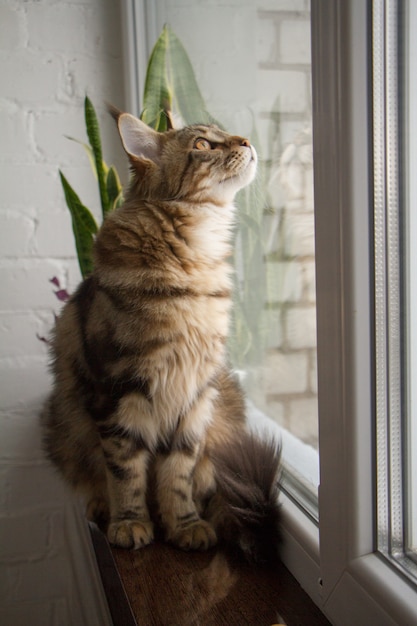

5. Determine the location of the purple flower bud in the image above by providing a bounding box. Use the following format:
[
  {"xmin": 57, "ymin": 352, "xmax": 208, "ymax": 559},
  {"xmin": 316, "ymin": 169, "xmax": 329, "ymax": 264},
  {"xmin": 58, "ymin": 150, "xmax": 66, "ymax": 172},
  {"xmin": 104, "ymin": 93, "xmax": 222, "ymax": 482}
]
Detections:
[{"xmin": 54, "ymin": 289, "xmax": 70, "ymax": 302}]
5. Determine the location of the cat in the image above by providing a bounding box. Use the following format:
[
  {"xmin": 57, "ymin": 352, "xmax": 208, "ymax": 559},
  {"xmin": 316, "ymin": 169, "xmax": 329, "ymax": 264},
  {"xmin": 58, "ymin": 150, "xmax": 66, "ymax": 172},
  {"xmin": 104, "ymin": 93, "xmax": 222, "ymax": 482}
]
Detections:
[{"xmin": 41, "ymin": 109, "xmax": 281, "ymax": 562}]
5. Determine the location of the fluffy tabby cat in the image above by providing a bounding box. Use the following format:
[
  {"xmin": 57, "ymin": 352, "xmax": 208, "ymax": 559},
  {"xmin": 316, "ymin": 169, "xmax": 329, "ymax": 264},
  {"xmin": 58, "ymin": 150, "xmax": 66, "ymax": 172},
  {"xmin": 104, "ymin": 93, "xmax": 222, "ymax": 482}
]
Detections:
[{"xmin": 41, "ymin": 109, "xmax": 281, "ymax": 562}]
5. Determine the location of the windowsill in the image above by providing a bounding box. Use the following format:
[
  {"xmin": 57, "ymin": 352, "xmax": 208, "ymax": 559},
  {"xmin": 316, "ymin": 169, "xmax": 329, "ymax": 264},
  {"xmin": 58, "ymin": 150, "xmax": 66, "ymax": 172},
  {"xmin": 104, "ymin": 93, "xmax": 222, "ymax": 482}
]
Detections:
[
  {"xmin": 246, "ymin": 400, "xmax": 323, "ymax": 610},
  {"xmin": 277, "ymin": 489, "xmax": 322, "ymax": 609},
  {"xmin": 90, "ymin": 522, "xmax": 330, "ymax": 626}
]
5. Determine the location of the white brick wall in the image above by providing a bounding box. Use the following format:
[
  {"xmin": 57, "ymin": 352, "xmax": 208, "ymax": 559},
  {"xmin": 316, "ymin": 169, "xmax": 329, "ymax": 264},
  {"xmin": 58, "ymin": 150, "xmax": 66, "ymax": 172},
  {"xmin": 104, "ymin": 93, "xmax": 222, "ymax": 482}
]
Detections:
[
  {"xmin": 256, "ymin": 3, "xmax": 317, "ymax": 446},
  {"xmin": 0, "ymin": 0, "xmax": 124, "ymax": 622}
]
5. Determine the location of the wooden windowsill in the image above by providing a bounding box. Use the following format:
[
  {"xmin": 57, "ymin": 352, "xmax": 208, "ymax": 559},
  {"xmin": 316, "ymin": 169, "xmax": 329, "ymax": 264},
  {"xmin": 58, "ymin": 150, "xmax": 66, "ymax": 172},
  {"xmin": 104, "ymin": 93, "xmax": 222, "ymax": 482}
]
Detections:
[{"xmin": 89, "ymin": 523, "xmax": 331, "ymax": 626}]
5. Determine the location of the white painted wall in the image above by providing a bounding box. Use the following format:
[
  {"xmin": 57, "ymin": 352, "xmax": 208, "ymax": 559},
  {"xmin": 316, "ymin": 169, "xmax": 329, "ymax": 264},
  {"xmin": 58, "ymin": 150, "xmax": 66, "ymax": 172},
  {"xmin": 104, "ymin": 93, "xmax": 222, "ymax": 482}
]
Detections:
[{"xmin": 0, "ymin": 1, "xmax": 125, "ymax": 623}]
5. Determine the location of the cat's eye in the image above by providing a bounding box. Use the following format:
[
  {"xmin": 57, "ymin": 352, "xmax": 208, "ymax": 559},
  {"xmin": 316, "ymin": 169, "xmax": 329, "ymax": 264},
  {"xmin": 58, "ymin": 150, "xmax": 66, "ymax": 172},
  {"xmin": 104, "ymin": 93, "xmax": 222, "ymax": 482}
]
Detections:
[{"xmin": 194, "ymin": 138, "xmax": 212, "ymax": 151}]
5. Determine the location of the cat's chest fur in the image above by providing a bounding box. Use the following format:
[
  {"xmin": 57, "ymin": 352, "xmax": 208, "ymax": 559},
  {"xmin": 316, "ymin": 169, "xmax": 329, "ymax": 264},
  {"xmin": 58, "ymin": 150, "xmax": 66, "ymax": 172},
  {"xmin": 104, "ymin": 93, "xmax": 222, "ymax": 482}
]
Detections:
[{"xmin": 72, "ymin": 207, "xmax": 234, "ymax": 435}]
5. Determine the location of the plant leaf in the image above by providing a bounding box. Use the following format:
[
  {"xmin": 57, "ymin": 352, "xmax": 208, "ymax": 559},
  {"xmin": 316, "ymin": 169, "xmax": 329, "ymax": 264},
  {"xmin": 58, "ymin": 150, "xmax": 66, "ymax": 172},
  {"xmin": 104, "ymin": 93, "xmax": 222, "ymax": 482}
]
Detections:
[
  {"xmin": 106, "ymin": 165, "xmax": 124, "ymax": 211},
  {"xmin": 142, "ymin": 25, "xmax": 218, "ymax": 130},
  {"xmin": 141, "ymin": 26, "xmax": 172, "ymax": 130},
  {"xmin": 84, "ymin": 96, "xmax": 110, "ymax": 216},
  {"xmin": 64, "ymin": 135, "xmax": 97, "ymax": 177},
  {"xmin": 59, "ymin": 171, "xmax": 98, "ymax": 278},
  {"xmin": 165, "ymin": 26, "xmax": 216, "ymax": 126},
  {"xmin": 238, "ymin": 211, "xmax": 262, "ymax": 233}
]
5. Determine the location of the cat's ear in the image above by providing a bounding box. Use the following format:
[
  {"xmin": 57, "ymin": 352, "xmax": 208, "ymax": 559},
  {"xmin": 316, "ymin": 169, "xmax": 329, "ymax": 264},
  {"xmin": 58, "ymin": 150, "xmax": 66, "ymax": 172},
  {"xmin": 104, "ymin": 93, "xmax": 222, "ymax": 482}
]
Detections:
[
  {"xmin": 165, "ymin": 110, "xmax": 175, "ymax": 131},
  {"xmin": 117, "ymin": 113, "xmax": 162, "ymax": 164},
  {"xmin": 165, "ymin": 109, "xmax": 184, "ymax": 130}
]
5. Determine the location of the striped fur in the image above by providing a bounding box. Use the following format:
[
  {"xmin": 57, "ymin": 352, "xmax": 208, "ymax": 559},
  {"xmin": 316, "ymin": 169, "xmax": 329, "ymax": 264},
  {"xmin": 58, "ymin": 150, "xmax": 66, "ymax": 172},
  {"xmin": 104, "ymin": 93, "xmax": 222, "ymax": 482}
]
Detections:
[{"xmin": 41, "ymin": 112, "xmax": 281, "ymax": 560}]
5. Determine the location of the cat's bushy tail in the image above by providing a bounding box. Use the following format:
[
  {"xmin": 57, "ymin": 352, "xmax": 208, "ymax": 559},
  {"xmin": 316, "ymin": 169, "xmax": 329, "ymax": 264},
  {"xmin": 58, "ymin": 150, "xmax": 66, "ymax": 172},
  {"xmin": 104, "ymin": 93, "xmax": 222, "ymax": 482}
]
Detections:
[{"xmin": 207, "ymin": 432, "xmax": 282, "ymax": 564}]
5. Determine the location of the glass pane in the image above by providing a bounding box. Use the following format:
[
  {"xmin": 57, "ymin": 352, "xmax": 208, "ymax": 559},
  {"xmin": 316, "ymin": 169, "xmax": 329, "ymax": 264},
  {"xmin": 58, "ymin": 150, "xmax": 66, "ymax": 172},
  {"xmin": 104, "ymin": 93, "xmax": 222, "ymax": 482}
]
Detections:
[
  {"xmin": 373, "ymin": 0, "xmax": 417, "ymax": 580},
  {"xmin": 406, "ymin": 0, "xmax": 417, "ymax": 562},
  {"xmin": 373, "ymin": 0, "xmax": 404, "ymax": 558},
  {"xmin": 146, "ymin": 0, "xmax": 319, "ymax": 515}
]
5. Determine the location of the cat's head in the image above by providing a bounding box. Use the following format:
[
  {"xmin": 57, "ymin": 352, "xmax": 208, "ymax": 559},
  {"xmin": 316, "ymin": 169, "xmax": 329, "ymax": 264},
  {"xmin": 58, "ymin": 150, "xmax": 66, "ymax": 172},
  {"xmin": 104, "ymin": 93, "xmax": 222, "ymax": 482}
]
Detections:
[{"xmin": 113, "ymin": 111, "xmax": 257, "ymax": 204}]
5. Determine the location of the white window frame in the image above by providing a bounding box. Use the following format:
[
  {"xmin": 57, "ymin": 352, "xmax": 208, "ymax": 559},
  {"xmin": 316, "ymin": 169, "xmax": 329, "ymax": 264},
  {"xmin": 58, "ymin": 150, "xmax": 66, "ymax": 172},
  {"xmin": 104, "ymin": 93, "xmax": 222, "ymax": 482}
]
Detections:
[
  {"xmin": 311, "ymin": 1, "xmax": 417, "ymax": 623},
  {"xmin": 408, "ymin": 0, "xmax": 417, "ymax": 557},
  {"xmin": 121, "ymin": 1, "xmax": 417, "ymax": 623}
]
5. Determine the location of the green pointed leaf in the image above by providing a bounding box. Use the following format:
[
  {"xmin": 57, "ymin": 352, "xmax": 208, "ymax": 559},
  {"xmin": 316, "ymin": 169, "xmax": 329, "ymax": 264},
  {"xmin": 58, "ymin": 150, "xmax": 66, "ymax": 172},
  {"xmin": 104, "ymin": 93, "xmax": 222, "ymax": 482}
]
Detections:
[
  {"xmin": 64, "ymin": 135, "xmax": 97, "ymax": 177},
  {"xmin": 165, "ymin": 26, "xmax": 216, "ymax": 126},
  {"xmin": 59, "ymin": 171, "xmax": 98, "ymax": 278},
  {"xmin": 106, "ymin": 165, "xmax": 124, "ymax": 211},
  {"xmin": 141, "ymin": 26, "xmax": 172, "ymax": 130},
  {"xmin": 238, "ymin": 211, "xmax": 262, "ymax": 234},
  {"xmin": 113, "ymin": 192, "xmax": 124, "ymax": 210},
  {"xmin": 84, "ymin": 96, "xmax": 110, "ymax": 216},
  {"xmin": 229, "ymin": 298, "xmax": 253, "ymax": 366},
  {"xmin": 142, "ymin": 25, "xmax": 218, "ymax": 130}
]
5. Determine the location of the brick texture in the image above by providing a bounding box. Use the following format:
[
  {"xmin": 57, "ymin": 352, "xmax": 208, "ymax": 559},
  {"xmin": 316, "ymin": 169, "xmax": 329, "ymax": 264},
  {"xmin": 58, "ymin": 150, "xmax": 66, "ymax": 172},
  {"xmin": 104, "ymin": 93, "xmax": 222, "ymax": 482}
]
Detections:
[{"xmin": 0, "ymin": 0, "xmax": 123, "ymax": 622}]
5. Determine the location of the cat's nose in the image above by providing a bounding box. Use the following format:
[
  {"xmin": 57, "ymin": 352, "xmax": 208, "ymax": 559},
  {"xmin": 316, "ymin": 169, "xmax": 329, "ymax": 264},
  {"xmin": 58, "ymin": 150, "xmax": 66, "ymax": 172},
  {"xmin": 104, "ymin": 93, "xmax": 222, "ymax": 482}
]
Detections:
[{"xmin": 240, "ymin": 138, "xmax": 250, "ymax": 147}]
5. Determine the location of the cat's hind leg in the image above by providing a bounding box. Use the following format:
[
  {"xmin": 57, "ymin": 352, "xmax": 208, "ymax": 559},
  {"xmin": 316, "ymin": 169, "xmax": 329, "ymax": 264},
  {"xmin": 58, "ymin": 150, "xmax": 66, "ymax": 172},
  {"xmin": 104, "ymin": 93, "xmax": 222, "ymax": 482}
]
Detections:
[
  {"xmin": 85, "ymin": 490, "xmax": 110, "ymax": 529},
  {"xmin": 41, "ymin": 391, "xmax": 110, "ymax": 526}
]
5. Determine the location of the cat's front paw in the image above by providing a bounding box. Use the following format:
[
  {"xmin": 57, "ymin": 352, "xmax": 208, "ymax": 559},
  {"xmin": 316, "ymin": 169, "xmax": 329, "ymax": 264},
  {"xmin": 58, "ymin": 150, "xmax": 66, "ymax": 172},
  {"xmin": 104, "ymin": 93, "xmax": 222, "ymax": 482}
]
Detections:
[
  {"xmin": 170, "ymin": 520, "xmax": 217, "ymax": 551},
  {"xmin": 108, "ymin": 519, "xmax": 154, "ymax": 549}
]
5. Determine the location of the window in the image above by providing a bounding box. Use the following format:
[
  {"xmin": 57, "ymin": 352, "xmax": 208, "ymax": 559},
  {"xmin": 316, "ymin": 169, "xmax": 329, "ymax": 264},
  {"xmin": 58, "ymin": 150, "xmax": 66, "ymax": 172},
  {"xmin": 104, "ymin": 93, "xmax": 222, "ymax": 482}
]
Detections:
[
  {"xmin": 312, "ymin": 0, "xmax": 417, "ymax": 622},
  {"xmin": 407, "ymin": 0, "xmax": 417, "ymax": 565},
  {"xmin": 374, "ymin": 0, "xmax": 417, "ymax": 580},
  {"xmin": 123, "ymin": 0, "xmax": 319, "ymax": 520},
  {"xmin": 123, "ymin": 0, "xmax": 417, "ymax": 623}
]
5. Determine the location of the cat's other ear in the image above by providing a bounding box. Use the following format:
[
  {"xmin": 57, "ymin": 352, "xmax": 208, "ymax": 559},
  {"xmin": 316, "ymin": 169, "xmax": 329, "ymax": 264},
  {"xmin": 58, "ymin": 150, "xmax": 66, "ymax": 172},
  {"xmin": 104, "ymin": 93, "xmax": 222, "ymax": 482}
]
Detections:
[
  {"xmin": 107, "ymin": 103, "xmax": 123, "ymax": 123},
  {"xmin": 165, "ymin": 109, "xmax": 184, "ymax": 130},
  {"xmin": 165, "ymin": 109, "xmax": 175, "ymax": 131},
  {"xmin": 116, "ymin": 113, "xmax": 162, "ymax": 165}
]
